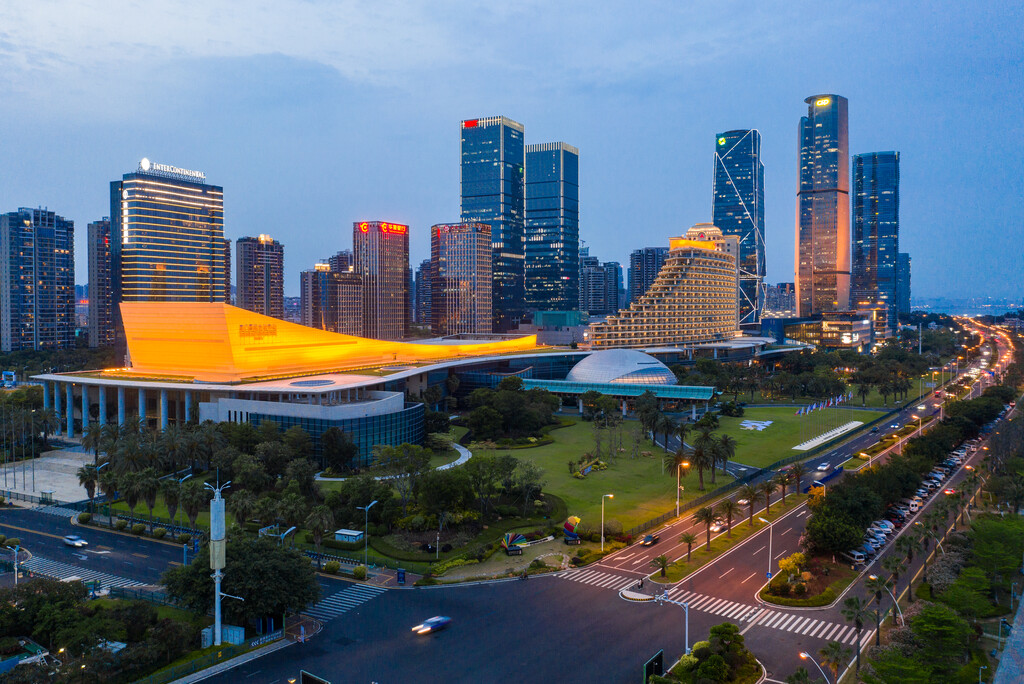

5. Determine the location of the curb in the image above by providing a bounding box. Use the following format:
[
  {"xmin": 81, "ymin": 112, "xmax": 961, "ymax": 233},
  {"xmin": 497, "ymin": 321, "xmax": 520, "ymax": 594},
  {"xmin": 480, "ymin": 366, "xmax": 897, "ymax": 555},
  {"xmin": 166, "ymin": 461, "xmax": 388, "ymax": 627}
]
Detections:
[
  {"xmin": 71, "ymin": 516, "xmax": 194, "ymax": 548},
  {"xmin": 619, "ymin": 589, "xmax": 653, "ymax": 602}
]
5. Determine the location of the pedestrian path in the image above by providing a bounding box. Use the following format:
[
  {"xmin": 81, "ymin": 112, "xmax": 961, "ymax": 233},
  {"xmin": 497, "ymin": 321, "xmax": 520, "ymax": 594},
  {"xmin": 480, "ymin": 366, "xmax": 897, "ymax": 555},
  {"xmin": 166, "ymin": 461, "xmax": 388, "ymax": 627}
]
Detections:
[
  {"xmin": 21, "ymin": 556, "xmax": 147, "ymax": 588},
  {"xmin": 663, "ymin": 585, "xmax": 865, "ymax": 645},
  {"xmin": 303, "ymin": 583, "xmax": 388, "ymax": 622},
  {"xmin": 553, "ymin": 568, "xmax": 640, "ymax": 591},
  {"xmin": 32, "ymin": 504, "xmax": 82, "ymax": 518}
]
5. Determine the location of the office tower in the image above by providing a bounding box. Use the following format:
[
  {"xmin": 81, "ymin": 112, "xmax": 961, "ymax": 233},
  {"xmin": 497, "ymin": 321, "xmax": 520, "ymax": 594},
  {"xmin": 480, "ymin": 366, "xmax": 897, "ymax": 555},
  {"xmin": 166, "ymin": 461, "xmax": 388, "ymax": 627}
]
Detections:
[
  {"xmin": 796, "ymin": 95, "xmax": 850, "ymax": 316},
  {"xmin": 327, "ymin": 250, "xmax": 352, "ymax": 274},
  {"xmin": 713, "ymin": 129, "xmax": 765, "ymax": 324},
  {"xmin": 110, "ymin": 159, "xmax": 226, "ymax": 328},
  {"xmin": 0, "ymin": 208, "xmax": 75, "ymax": 351},
  {"xmin": 236, "ymin": 235, "xmax": 284, "ymax": 319},
  {"xmin": 88, "ymin": 218, "xmax": 114, "ymax": 347},
  {"xmin": 525, "ymin": 142, "xmax": 579, "ymax": 311},
  {"xmin": 430, "ymin": 222, "xmax": 492, "ymax": 335},
  {"xmin": 579, "ymin": 256, "xmax": 622, "ymax": 316},
  {"xmin": 896, "ymin": 252, "xmax": 911, "ymax": 315},
  {"xmin": 851, "ymin": 152, "xmax": 900, "ymax": 331},
  {"xmin": 353, "ymin": 221, "xmax": 409, "ymax": 340},
  {"xmin": 414, "ymin": 259, "xmax": 432, "ymax": 325},
  {"xmin": 300, "ymin": 263, "xmax": 363, "ymax": 336},
  {"xmin": 222, "ymin": 239, "xmax": 232, "ymax": 304},
  {"xmin": 590, "ymin": 225, "xmax": 738, "ymax": 348},
  {"xmin": 605, "ymin": 261, "xmax": 622, "ymax": 314},
  {"xmin": 628, "ymin": 247, "xmax": 669, "ymax": 304},
  {"xmin": 460, "ymin": 116, "xmax": 525, "ymax": 331}
]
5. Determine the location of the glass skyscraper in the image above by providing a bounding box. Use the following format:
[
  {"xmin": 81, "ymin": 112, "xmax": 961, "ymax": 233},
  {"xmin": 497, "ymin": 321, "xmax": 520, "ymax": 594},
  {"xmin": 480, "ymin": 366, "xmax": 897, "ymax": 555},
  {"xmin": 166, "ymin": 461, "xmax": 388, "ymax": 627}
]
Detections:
[
  {"xmin": 353, "ymin": 220, "xmax": 409, "ymax": 340},
  {"xmin": 525, "ymin": 142, "xmax": 579, "ymax": 312},
  {"xmin": 852, "ymin": 151, "xmax": 900, "ymax": 331},
  {"xmin": 896, "ymin": 252, "xmax": 911, "ymax": 315},
  {"xmin": 713, "ymin": 129, "xmax": 765, "ymax": 325},
  {"xmin": 0, "ymin": 208, "xmax": 75, "ymax": 351},
  {"xmin": 796, "ymin": 95, "xmax": 850, "ymax": 316},
  {"xmin": 88, "ymin": 217, "xmax": 114, "ymax": 347},
  {"xmin": 460, "ymin": 116, "xmax": 525, "ymax": 331},
  {"xmin": 430, "ymin": 222, "xmax": 492, "ymax": 335}
]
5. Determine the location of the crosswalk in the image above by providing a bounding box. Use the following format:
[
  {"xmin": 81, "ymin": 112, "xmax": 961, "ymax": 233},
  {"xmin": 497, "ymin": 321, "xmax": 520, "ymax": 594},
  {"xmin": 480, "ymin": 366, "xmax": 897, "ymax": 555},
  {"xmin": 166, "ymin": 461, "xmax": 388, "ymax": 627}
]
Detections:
[
  {"xmin": 21, "ymin": 556, "xmax": 147, "ymax": 589},
  {"xmin": 662, "ymin": 586, "xmax": 867, "ymax": 645},
  {"xmin": 32, "ymin": 504, "xmax": 82, "ymax": 518},
  {"xmin": 304, "ymin": 583, "xmax": 388, "ymax": 623},
  {"xmin": 553, "ymin": 568, "xmax": 643, "ymax": 592}
]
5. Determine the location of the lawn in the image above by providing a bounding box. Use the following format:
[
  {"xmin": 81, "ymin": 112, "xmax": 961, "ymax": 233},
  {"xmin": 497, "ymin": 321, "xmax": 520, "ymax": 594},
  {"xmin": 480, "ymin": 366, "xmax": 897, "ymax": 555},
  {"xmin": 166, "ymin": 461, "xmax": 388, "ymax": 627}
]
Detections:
[
  {"xmin": 508, "ymin": 420, "xmax": 735, "ymax": 532},
  {"xmin": 109, "ymin": 494, "xmax": 231, "ymax": 531},
  {"xmin": 716, "ymin": 407, "xmax": 886, "ymax": 469}
]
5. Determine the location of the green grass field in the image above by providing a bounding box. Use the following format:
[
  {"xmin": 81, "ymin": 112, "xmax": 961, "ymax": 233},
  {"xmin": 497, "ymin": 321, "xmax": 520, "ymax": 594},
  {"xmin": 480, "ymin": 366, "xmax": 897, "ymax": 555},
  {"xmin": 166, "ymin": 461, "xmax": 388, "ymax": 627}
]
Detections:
[
  {"xmin": 507, "ymin": 420, "xmax": 734, "ymax": 531},
  {"xmin": 716, "ymin": 406, "xmax": 886, "ymax": 469}
]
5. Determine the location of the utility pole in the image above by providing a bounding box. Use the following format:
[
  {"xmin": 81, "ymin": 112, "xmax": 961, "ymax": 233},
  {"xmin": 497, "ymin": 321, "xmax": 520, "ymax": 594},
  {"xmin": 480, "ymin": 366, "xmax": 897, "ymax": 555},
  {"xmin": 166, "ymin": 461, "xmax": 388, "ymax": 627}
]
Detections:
[{"xmin": 206, "ymin": 479, "xmax": 232, "ymax": 645}]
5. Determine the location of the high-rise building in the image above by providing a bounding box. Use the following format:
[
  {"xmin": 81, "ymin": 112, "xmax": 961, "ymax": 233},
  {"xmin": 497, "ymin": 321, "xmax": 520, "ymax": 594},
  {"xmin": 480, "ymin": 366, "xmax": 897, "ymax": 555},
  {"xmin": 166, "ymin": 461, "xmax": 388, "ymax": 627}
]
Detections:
[
  {"xmin": 851, "ymin": 152, "xmax": 900, "ymax": 331},
  {"xmin": 896, "ymin": 252, "xmax": 912, "ymax": 315},
  {"xmin": 796, "ymin": 95, "xmax": 850, "ymax": 316},
  {"xmin": 222, "ymin": 239, "xmax": 232, "ymax": 304},
  {"xmin": 525, "ymin": 142, "xmax": 579, "ymax": 312},
  {"xmin": 430, "ymin": 222, "xmax": 492, "ymax": 335},
  {"xmin": 327, "ymin": 250, "xmax": 352, "ymax": 274},
  {"xmin": 110, "ymin": 159, "xmax": 226, "ymax": 342},
  {"xmin": 353, "ymin": 221, "xmax": 409, "ymax": 340},
  {"xmin": 87, "ymin": 218, "xmax": 114, "ymax": 347},
  {"xmin": 628, "ymin": 247, "xmax": 669, "ymax": 304},
  {"xmin": 299, "ymin": 262, "xmax": 363, "ymax": 336},
  {"xmin": 460, "ymin": 116, "xmax": 525, "ymax": 331},
  {"xmin": 236, "ymin": 235, "xmax": 284, "ymax": 319},
  {"xmin": 589, "ymin": 225, "xmax": 739, "ymax": 348},
  {"xmin": 605, "ymin": 261, "xmax": 622, "ymax": 314},
  {"xmin": 414, "ymin": 259, "xmax": 432, "ymax": 325},
  {"xmin": 1, "ymin": 208, "xmax": 75, "ymax": 351},
  {"xmin": 579, "ymin": 254, "xmax": 622, "ymax": 316},
  {"xmin": 713, "ymin": 129, "xmax": 765, "ymax": 325},
  {"xmin": 764, "ymin": 282, "xmax": 796, "ymax": 315}
]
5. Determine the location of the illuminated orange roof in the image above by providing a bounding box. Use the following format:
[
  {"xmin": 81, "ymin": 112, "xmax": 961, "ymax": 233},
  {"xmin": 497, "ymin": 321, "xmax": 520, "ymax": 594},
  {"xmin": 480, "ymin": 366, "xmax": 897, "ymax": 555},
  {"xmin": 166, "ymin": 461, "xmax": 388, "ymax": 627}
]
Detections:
[
  {"xmin": 118, "ymin": 302, "xmax": 537, "ymax": 383},
  {"xmin": 668, "ymin": 237, "xmax": 718, "ymax": 251}
]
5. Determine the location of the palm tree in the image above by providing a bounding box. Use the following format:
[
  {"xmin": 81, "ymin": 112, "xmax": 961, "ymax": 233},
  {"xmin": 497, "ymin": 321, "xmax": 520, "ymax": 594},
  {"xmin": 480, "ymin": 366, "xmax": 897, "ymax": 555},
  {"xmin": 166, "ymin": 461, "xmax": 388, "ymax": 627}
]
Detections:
[
  {"xmin": 790, "ymin": 462, "xmax": 808, "ymax": 496},
  {"xmin": 865, "ymin": 574, "xmax": 891, "ymax": 646},
  {"xmin": 739, "ymin": 484, "xmax": 758, "ymax": 526},
  {"xmin": 138, "ymin": 468, "xmax": 160, "ymax": 532},
  {"xmin": 37, "ymin": 408, "xmax": 59, "ymax": 448},
  {"xmin": 759, "ymin": 479, "xmax": 778, "ymax": 515},
  {"xmin": 180, "ymin": 479, "xmax": 207, "ymax": 529},
  {"xmin": 305, "ymin": 504, "xmax": 335, "ymax": 568},
  {"xmin": 694, "ymin": 506, "xmax": 716, "ymax": 551},
  {"xmin": 81, "ymin": 423, "xmax": 104, "ymax": 467},
  {"xmin": 675, "ymin": 420, "xmax": 692, "ymax": 456},
  {"xmin": 198, "ymin": 422, "xmax": 226, "ymax": 471},
  {"xmin": 77, "ymin": 464, "xmax": 98, "ymax": 513},
  {"xmin": 100, "ymin": 423, "xmax": 120, "ymax": 459},
  {"xmin": 254, "ymin": 495, "xmax": 280, "ymax": 527},
  {"xmin": 98, "ymin": 470, "xmax": 118, "ymax": 528},
  {"xmin": 120, "ymin": 471, "xmax": 142, "ymax": 518},
  {"xmin": 716, "ymin": 499, "xmax": 740, "ymax": 537},
  {"xmin": 159, "ymin": 424, "xmax": 185, "ymax": 472},
  {"xmin": 840, "ymin": 596, "xmax": 870, "ymax": 672},
  {"xmin": 695, "ymin": 427, "xmax": 718, "ymax": 484},
  {"xmin": 679, "ymin": 532, "xmax": 698, "ymax": 562},
  {"xmin": 818, "ymin": 640, "xmax": 851, "ymax": 684},
  {"xmin": 649, "ymin": 554, "xmax": 672, "ymax": 578},
  {"xmin": 882, "ymin": 555, "xmax": 906, "ymax": 620},
  {"xmin": 161, "ymin": 478, "xmax": 181, "ymax": 528},
  {"xmin": 655, "ymin": 414, "xmax": 675, "ymax": 459},
  {"xmin": 773, "ymin": 471, "xmax": 791, "ymax": 505},
  {"xmin": 717, "ymin": 434, "xmax": 737, "ymax": 474},
  {"xmin": 227, "ymin": 489, "xmax": 256, "ymax": 526}
]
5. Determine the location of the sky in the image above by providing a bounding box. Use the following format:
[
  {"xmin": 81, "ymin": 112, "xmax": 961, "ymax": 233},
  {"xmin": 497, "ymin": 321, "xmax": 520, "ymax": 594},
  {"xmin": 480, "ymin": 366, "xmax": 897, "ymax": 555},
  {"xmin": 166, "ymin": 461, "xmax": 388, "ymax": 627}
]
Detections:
[{"xmin": 1, "ymin": 1, "xmax": 1021, "ymax": 299}]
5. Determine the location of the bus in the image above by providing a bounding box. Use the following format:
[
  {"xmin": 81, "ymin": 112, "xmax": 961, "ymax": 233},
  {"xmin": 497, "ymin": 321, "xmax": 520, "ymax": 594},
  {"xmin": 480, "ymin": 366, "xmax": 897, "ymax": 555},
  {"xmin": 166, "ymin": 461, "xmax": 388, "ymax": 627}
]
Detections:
[{"xmin": 1, "ymin": 371, "xmax": 15, "ymax": 388}]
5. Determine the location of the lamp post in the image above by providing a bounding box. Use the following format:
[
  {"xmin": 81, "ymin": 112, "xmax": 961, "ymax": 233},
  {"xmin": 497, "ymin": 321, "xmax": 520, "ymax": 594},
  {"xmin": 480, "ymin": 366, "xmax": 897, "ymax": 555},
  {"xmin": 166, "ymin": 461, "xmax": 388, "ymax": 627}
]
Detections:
[
  {"xmin": 799, "ymin": 652, "xmax": 831, "ymax": 684},
  {"xmin": 758, "ymin": 517, "xmax": 772, "ymax": 580},
  {"xmin": 3, "ymin": 545, "xmax": 19, "ymax": 586},
  {"xmin": 869, "ymin": 574, "xmax": 904, "ymax": 626},
  {"xmin": 979, "ymin": 664, "xmax": 987, "ymax": 684},
  {"xmin": 357, "ymin": 500, "xmax": 378, "ymax": 568},
  {"xmin": 676, "ymin": 461, "xmax": 689, "ymax": 517},
  {"xmin": 601, "ymin": 494, "xmax": 614, "ymax": 552},
  {"xmin": 656, "ymin": 592, "xmax": 690, "ymax": 655}
]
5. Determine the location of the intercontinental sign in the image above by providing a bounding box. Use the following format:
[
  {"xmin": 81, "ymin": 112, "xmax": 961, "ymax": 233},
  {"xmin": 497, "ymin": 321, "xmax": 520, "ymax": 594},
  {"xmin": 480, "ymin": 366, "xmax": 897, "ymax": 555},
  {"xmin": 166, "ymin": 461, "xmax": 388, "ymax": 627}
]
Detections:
[{"xmin": 138, "ymin": 157, "xmax": 207, "ymax": 182}]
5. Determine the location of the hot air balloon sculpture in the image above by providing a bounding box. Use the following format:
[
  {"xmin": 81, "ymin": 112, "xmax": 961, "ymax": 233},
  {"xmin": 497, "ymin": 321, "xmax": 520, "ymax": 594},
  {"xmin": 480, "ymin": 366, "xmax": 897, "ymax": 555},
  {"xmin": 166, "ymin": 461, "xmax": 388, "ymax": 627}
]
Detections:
[
  {"xmin": 502, "ymin": 532, "xmax": 527, "ymax": 556},
  {"xmin": 563, "ymin": 516, "xmax": 583, "ymax": 545}
]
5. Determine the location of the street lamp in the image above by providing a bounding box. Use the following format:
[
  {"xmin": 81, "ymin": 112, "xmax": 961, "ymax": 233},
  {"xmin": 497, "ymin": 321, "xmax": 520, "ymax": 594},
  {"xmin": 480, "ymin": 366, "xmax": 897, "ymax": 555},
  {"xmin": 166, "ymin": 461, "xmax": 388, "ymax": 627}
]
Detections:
[
  {"xmin": 979, "ymin": 664, "xmax": 987, "ymax": 684},
  {"xmin": 799, "ymin": 652, "xmax": 831, "ymax": 684},
  {"xmin": 655, "ymin": 592, "xmax": 690, "ymax": 655},
  {"xmin": 869, "ymin": 574, "xmax": 904, "ymax": 626},
  {"xmin": 3, "ymin": 545, "xmax": 19, "ymax": 586},
  {"xmin": 357, "ymin": 500, "xmax": 378, "ymax": 569},
  {"xmin": 758, "ymin": 517, "xmax": 773, "ymax": 580},
  {"xmin": 676, "ymin": 461, "xmax": 689, "ymax": 517},
  {"xmin": 601, "ymin": 494, "xmax": 614, "ymax": 552}
]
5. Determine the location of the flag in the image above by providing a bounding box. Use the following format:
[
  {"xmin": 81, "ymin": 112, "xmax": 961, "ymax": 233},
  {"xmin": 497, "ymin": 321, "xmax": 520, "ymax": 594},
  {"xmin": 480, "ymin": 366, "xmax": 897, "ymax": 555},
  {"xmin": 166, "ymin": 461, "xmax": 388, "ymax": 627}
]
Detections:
[{"xmin": 795, "ymin": 408, "xmax": 800, "ymax": 416}]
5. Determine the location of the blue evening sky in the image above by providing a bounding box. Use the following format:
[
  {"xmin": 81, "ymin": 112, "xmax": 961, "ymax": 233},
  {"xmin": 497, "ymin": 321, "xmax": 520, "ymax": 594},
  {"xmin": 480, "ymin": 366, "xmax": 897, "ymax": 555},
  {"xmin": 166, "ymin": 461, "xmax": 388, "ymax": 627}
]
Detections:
[{"xmin": 1, "ymin": 1, "xmax": 1020, "ymax": 298}]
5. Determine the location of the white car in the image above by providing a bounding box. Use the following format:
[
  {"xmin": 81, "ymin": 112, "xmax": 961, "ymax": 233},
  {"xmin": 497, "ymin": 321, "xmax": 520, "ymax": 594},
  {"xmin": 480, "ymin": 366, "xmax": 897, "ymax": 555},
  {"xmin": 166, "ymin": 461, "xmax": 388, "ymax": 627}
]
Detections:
[
  {"xmin": 816, "ymin": 463, "xmax": 831, "ymax": 472},
  {"xmin": 709, "ymin": 519, "xmax": 725, "ymax": 533},
  {"xmin": 737, "ymin": 498, "xmax": 750, "ymax": 507},
  {"xmin": 63, "ymin": 535, "xmax": 88, "ymax": 548}
]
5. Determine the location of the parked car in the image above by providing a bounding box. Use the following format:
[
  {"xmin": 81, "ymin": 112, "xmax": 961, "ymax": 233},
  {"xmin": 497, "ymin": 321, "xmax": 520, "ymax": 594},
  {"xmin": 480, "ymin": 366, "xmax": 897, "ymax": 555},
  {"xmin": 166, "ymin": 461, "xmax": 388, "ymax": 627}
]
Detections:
[
  {"xmin": 641, "ymin": 534, "xmax": 660, "ymax": 546},
  {"xmin": 842, "ymin": 550, "xmax": 866, "ymax": 565},
  {"xmin": 63, "ymin": 535, "xmax": 88, "ymax": 548},
  {"xmin": 412, "ymin": 616, "xmax": 452, "ymax": 635},
  {"xmin": 874, "ymin": 520, "xmax": 895, "ymax": 532}
]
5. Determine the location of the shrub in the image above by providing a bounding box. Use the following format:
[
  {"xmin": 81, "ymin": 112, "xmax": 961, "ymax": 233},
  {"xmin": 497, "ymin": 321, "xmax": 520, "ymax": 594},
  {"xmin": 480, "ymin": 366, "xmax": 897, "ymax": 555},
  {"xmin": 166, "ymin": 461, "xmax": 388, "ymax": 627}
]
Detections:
[
  {"xmin": 323, "ymin": 561, "xmax": 341, "ymax": 574},
  {"xmin": 77, "ymin": 512, "xmax": 92, "ymax": 525},
  {"xmin": 176, "ymin": 533, "xmax": 192, "ymax": 544},
  {"xmin": 4, "ymin": 538, "xmax": 19, "ymax": 548},
  {"xmin": 672, "ymin": 653, "xmax": 699, "ymax": 673},
  {"xmin": 114, "ymin": 520, "xmax": 128, "ymax": 531},
  {"xmin": 496, "ymin": 505, "xmax": 518, "ymax": 517},
  {"xmin": 152, "ymin": 527, "xmax": 167, "ymax": 539},
  {"xmin": 691, "ymin": 641, "xmax": 712, "ymax": 660},
  {"xmin": 131, "ymin": 523, "xmax": 146, "ymax": 536},
  {"xmin": 0, "ymin": 535, "xmax": 6, "ymax": 546},
  {"xmin": 353, "ymin": 565, "xmax": 367, "ymax": 580},
  {"xmin": 529, "ymin": 558, "xmax": 546, "ymax": 569},
  {"xmin": 793, "ymin": 583, "xmax": 807, "ymax": 596}
]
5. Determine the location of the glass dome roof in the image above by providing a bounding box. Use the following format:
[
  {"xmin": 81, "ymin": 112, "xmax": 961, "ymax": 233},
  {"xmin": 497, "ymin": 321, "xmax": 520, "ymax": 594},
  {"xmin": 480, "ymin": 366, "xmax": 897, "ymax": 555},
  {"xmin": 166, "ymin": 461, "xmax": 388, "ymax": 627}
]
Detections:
[{"xmin": 565, "ymin": 350, "xmax": 677, "ymax": 385}]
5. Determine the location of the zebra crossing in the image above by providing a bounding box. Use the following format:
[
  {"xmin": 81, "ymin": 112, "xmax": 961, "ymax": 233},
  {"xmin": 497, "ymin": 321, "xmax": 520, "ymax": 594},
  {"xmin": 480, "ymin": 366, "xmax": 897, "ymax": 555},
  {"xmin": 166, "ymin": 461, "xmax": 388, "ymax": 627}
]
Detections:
[
  {"xmin": 21, "ymin": 556, "xmax": 147, "ymax": 589},
  {"xmin": 304, "ymin": 583, "xmax": 388, "ymax": 622},
  {"xmin": 553, "ymin": 568, "xmax": 642, "ymax": 592},
  {"xmin": 662, "ymin": 586, "xmax": 867, "ymax": 645},
  {"xmin": 32, "ymin": 504, "xmax": 82, "ymax": 518}
]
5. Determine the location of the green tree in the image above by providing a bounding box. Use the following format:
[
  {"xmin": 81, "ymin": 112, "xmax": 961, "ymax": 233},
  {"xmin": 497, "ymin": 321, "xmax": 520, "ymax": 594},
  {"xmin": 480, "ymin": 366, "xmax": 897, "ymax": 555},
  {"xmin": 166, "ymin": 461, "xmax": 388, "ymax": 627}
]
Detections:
[
  {"xmin": 818, "ymin": 640, "xmax": 851, "ymax": 684},
  {"xmin": 789, "ymin": 461, "xmax": 808, "ymax": 496},
  {"xmin": 695, "ymin": 426, "xmax": 718, "ymax": 485},
  {"xmin": 375, "ymin": 443, "xmax": 432, "ymax": 516},
  {"xmin": 679, "ymin": 532, "xmax": 697, "ymax": 562},
  {"xmin": 759, "ymin": 479, "xmax": 778, "ymax": 515},
  {"xmin": 840, "ymin": 596, "xmax": 870, "ymax": 673},
  {"xmin": 739, "ymin": 484, "xmax": 758, "ymax": 527},
  {"xmin": 305, "ymin": 504, "xmax": 335, "ymax": 568},
  {"xmin": 283, "ymin": 426, "xmax": 313, "ymax": 459},
  {"xmin": 137, "ymin": 467, "xmax": 160, "ymax": 532},
  {"xmin": 865, "ymin": 574, "xmax": 891, "ymax": 646},
  {"xmin": 98, "ymin": 470, "xmax": 118, "ymax": 528},
  {"xmin": 717, "ymin": 434, "xmax": 737, "ymax": 475},
  {"xmin": 120, "ymin": 471, "xmax": 142, "ymax": 518},
  {"xmin": 227, "ymin": 489, "xmax": 256, "ymax": 526},
  {"xmin": 180, "ymin": 478, "xmax": 207, "ymax": 529},
  {"xmin": 81, "ymin": 422, "xmax": 104, "ymax": 467},
  {"xmin": 694, "ymin": 506, "xmax": 716, "ymax": 551},
  {"xmin": 881, "ymin": 555, "xmax": 906, "ymax": 617},
  {"xmin": 76, "ymin": 464, "xmax": 97, "ymax": 513},
  {"xmin": 773, "ymin": 471, "xmax": 791, "ymax": 505},
  {"xmin": 716, "ymin": 499, "xmax": 740, "ymax": 538},
  {"xmin": 161, "ymin": 478, "xmax": 181, "ymax": 527},
  {"xmin": 468, "ymin": 406, "xmax": 503, "ymax": 440},
  {"xmin": 321, "ymin": 426, "xmax": 358, "ymax": 473},
  {"xmin": 909, "ymin": 603, "xmax": 971, "ymax": 676},
  {"xmin": 649, "ymin": 554, "xmax": 671, "ymax": 578}
]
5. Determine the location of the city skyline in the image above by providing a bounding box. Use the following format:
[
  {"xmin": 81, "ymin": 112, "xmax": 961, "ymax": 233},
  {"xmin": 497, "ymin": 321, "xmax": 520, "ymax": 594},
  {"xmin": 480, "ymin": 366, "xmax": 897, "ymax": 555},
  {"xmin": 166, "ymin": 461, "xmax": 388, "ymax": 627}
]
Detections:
[{"xmin": 0, "ymin": 3, "xmax": 1019, "ymax": 302}]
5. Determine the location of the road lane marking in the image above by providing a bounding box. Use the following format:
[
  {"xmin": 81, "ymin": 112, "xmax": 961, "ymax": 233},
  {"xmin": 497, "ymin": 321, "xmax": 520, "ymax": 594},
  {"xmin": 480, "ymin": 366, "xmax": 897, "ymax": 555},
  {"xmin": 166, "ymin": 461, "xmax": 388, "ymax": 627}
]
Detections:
[
  {"xmin": 774, "ymin": 550, "xmax": 787, "ymax": 559},
  {"xmin": 753, "ymin": 545, "xmax": 765, "ymax": 555},
  {"xmin": 0, "ymin": 522, "xmax": 72, "ymax": 542},
  {"xmin": 718, "ymin": 567, "xmax": 733, "ymax": 579},
  {"xmin": 97, "ymin": 546, "xmax": 112, "ymax": 550},
  {"xmin": 132, "ymin": 553, "xmax": 148, "ymax": 558},
  {"xmin": 631, "ymin": 558, "xmax": 645, "ymax": 565},
  {"xmin": 742, "ymin": 572, "xmax": 757, "ymax": 583},
  {"xmin": 776, "ymin": 615, "xmax": 799, "ymax": 631}
]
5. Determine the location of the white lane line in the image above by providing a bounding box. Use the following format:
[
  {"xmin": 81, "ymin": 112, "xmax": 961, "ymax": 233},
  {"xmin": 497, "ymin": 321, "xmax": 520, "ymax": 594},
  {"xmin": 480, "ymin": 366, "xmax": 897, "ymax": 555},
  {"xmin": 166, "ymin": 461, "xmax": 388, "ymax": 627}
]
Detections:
[
  {"xmin": 825, "ymin": 624, "xmax": 844, "ymax": 641},
  {"xmin": 723, "ymin": 604, "xmax": 748, "ymax": 619},
  {"xmin": 774, "ymin": 550, "xmax": 787, "ymax": 559},
  {"xmin": 790, "ymin": 617, "xmax": 812, "ymax": 633},
  {"xmin": 719, "ymin": 567, "xmax": 734, "ymax": 579},
  {"xmin": 764, "ymin": 613, "xmax": 787, "ymax": 628},
  {"xmin": 618, "ymin": 553, "xmax": 636, "ymax": 561},
  {"xmin": 753, "ymin": 545, "xmax": 766, "ymax": 555},
  {"xmin": 631, "ymin": 558, "xmax": 645, "ymax": 565},
  {"xmin": 777, "ymin": 615, "xmax": 799, "ymax": 631},
  {"xmin": 798, "ymin": 619, "xmax": 820, "ymax": 635},
  {"xmin": 742, "ymin": 572, "xmax": 757, "ymax": 583}
]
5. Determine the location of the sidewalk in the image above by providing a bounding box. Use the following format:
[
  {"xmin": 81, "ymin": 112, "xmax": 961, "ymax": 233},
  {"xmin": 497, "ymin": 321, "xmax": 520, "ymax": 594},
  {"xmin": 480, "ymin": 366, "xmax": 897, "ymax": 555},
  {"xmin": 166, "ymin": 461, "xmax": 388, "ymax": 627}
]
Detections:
[{"xmin": 168, "ymin": 638, "xmax": 294, "ymax": 684}]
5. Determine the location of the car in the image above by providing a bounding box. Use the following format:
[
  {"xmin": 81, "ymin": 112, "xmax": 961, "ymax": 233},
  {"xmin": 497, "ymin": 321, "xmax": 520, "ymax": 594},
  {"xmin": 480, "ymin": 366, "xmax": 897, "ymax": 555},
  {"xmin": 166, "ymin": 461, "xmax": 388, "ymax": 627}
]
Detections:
[
  {"xmin": 943, "ymin": 488, "xmax": 957, "ymax": 496},
  {"xmin": 871, "ymin": 426, "xmax": 880, "ymax": 433},
  {"xmin": 63, "ymin": 535, "xmax": 88, "ymax": 548},
  {"xmin": 641, "ymin": 534, "xmax": 660, "ymax": 546},
  {"xmin": 890, "ymin": 423, "xmax": 900, "ymax": 429},
  {"xmin": 737, "ymin": 498, "xmax": 750, "ymax": 507},
  {"xmin": 412, "ymin": 616, "xmax": 452, "ymax": 635},
  {"xmin": 817, "ymin": 463, "xmax": 831, "ymax": 472},
  {"xmin": 709, "ymin": 520, "xmax": 725, "ymax": 533}
]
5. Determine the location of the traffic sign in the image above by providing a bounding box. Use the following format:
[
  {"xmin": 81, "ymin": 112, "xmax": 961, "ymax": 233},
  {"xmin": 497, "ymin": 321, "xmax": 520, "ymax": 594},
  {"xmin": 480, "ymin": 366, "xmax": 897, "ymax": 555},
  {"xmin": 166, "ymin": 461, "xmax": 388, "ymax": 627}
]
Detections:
[
  {"xmin": 766, "ymin": 571, "xmax": 772, "ymax": 579},
  {"xmin": 643, "ymin": 650, "xmax": 664, "ymax": 682}
]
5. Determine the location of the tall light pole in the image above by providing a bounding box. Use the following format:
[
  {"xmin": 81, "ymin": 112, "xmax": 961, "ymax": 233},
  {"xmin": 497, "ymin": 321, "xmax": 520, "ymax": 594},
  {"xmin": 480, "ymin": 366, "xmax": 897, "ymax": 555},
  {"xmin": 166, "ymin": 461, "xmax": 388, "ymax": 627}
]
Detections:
[
  {"xmin": 868, "ymin": 574, "xmax": 904, "ymax": 626},
  {"xmin": 758, "ymin": 517, "xmax": 773, "ymax": 580},
  {"xmin": 656, "ymin": 592, "xmax": 690, "ymax": 655},
  {"xmin": 357, "ymin": 500, "xmax": 378, "ymax": 568},
  {"xmin": 799, "ymin": 652, "xmax": 831, "ymax": 684},
  {"xmin": 676, "ymin": 461, "xmax": 689, "ymax": 517},
  {"xmin": 979, "ymin": 664, "xmax": 987, "ymax": 684},
  {"xmin": 601, "ymin": 494, "xmax": 614, "ymax": 552},
  {"xmin": 3, "ymin": 545, "xmax": 19, "ymax": 586},
  {"xmin": 205, "ymin": 479, "xmax": 231, "ymax": 646}
]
